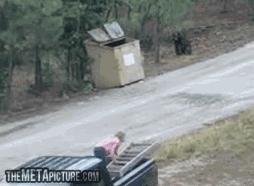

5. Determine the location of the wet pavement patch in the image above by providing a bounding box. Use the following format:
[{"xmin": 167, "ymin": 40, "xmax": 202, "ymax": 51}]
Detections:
[{"xmin": 171, "ymin": 93, "xmax": 229, "ymax": 107}]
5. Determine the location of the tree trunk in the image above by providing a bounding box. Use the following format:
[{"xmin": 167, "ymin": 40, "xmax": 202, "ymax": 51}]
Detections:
[
  {"xmin": 248, "ymin": 0, "xmax": 254, "ymax": 18},
  {"xmin": 154, "ymin": 21, "xmax": 160, "ymax": 63},
  {"xmin": 75, "ymin": 62, "xmax": 80, "ymax": 82},
  {"xmin": 71, "ymin": 61, "xmax": 75, "ymax": 80},
  {"xmin": 67, "ymin": 47, "xmax": 71, "ymax": 81},
  {"xmin": 105, "ymin": 7, "xmax": 112, "ymax": 22},
  {"xmin": 114, "ymin": 2, "xmax": 118, "ymax": 19},
  {"xmin": 4, "ymin": 49, "xmax": 14, "ymax": 111},
  {"xmin": 77, "ymin": 0, "xmax": 81, "ymax": 33},
  {"xmin": 221, "ymin": 0, "xmax": 229, "ymax": 13},
  {"xmin": 79, "ymin": 59, "xmax": 84, "ymax": 82},
  {"xmin": 80, "ymin": 47, "xmax": 88, "ymax": 81},
  {"xmin": 140, "ymin": 15, "xmax": 148, "ymax": 38},
  {"xmin": 35, "ymin": 45, "xmax": 43, "ymax": 92}
]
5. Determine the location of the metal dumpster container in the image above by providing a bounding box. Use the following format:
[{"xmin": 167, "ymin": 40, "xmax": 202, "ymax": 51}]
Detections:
[{"xmin": 85, "ymin": 22, "xmax": 145, "ymax": 88}]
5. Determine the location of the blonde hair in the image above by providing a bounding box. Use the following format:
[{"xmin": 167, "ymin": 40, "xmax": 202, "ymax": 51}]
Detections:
[{"xmin": 115, "ymin": 131, "xmax": 126, "ymax": 142}]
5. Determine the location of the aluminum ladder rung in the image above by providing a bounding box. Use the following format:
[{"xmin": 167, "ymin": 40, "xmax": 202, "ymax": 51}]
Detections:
[{"xmin": 107, "ymin": 142, "xmax": 157, "ymax": 178}]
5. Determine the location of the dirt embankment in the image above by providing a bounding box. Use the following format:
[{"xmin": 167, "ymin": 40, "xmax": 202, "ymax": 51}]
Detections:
[
  {"xmin": 145, "ymin": 0, "xmax": 254, "ymax": 77},
  {"xmin": 156, "ymin": 109, "xmax": 254, "ymax": 186}
]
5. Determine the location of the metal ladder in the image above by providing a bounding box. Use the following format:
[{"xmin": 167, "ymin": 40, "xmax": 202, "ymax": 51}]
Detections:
[{"xmin": 107, "ymin": 142, "xmax": 156, "ymax": 178}]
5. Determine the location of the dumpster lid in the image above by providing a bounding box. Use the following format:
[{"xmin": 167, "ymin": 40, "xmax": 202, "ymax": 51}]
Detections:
[
  {"xmin": 104, "ymin": 21, "xmax": 125, "ymax": 39},
  {"xmin": 88, "ymin": 28, "xmax": 111, "ymax": 43},
  {"xmin": 88, "ymin": 21, "xmax": 125, "ymax": 43}
]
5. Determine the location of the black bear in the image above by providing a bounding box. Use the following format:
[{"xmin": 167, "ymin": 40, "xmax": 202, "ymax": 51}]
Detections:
[{"xmin": 172, "ymin": 31, "xmax": 192, "ymax": 55}]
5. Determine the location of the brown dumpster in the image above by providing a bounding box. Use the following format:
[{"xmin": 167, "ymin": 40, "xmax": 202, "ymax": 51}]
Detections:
[{"xmin": 85, "ymin": 22, "xmax": 145, "ymax": 88}]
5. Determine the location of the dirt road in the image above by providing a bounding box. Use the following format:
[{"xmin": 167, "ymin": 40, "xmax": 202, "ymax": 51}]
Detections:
[{"xmin": 1, "ymin": 42, "xmax": 254, "ymax": 176}]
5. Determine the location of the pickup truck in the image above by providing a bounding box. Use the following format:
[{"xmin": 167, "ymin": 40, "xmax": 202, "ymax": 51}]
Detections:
[{"xmin": 1, "ymin": 155, "xmax": 158, "ymax": 186}]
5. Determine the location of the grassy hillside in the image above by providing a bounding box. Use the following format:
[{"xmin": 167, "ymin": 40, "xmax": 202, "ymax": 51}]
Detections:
[{"xmin": 156, "ymin": 109, "xmax": 254, "ymax": 185}]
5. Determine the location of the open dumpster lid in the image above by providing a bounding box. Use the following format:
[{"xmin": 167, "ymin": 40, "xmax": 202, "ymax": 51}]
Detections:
[
  {"xmin": 88, "ymin": 28, "xmax": 111, "ymax": 43},
  {"xmin": 88, "ymin": 21, "xmax": 125, "ymax": 43},
  {"xmin": 104, "ymin": 21, "xmax": 125, "ymax": 39}
]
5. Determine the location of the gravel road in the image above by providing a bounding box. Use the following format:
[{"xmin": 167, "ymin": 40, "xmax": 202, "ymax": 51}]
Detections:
[{"xmin": 1, "ymin": 42, "xmax": 254, "ymax": 176}]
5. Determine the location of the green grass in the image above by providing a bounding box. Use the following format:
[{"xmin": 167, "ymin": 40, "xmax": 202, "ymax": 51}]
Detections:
[{"xmin": 154, "ymin": 109, "xmax": 254, "ymax": 163}]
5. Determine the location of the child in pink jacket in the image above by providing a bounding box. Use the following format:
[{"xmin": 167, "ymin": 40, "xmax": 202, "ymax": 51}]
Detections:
[{"xmin": 94, "ymin": 131, "xmax": 126, "ymax": 166}]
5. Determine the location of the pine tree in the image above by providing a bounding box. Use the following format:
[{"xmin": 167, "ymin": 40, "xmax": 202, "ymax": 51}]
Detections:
[
  {"xmin": 14, "ymin": 0, "xmax": 63, "ymax": 92},
  {"xmin": 0, "ymin": 0, "xmax": 25, "ymax": 111}
]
